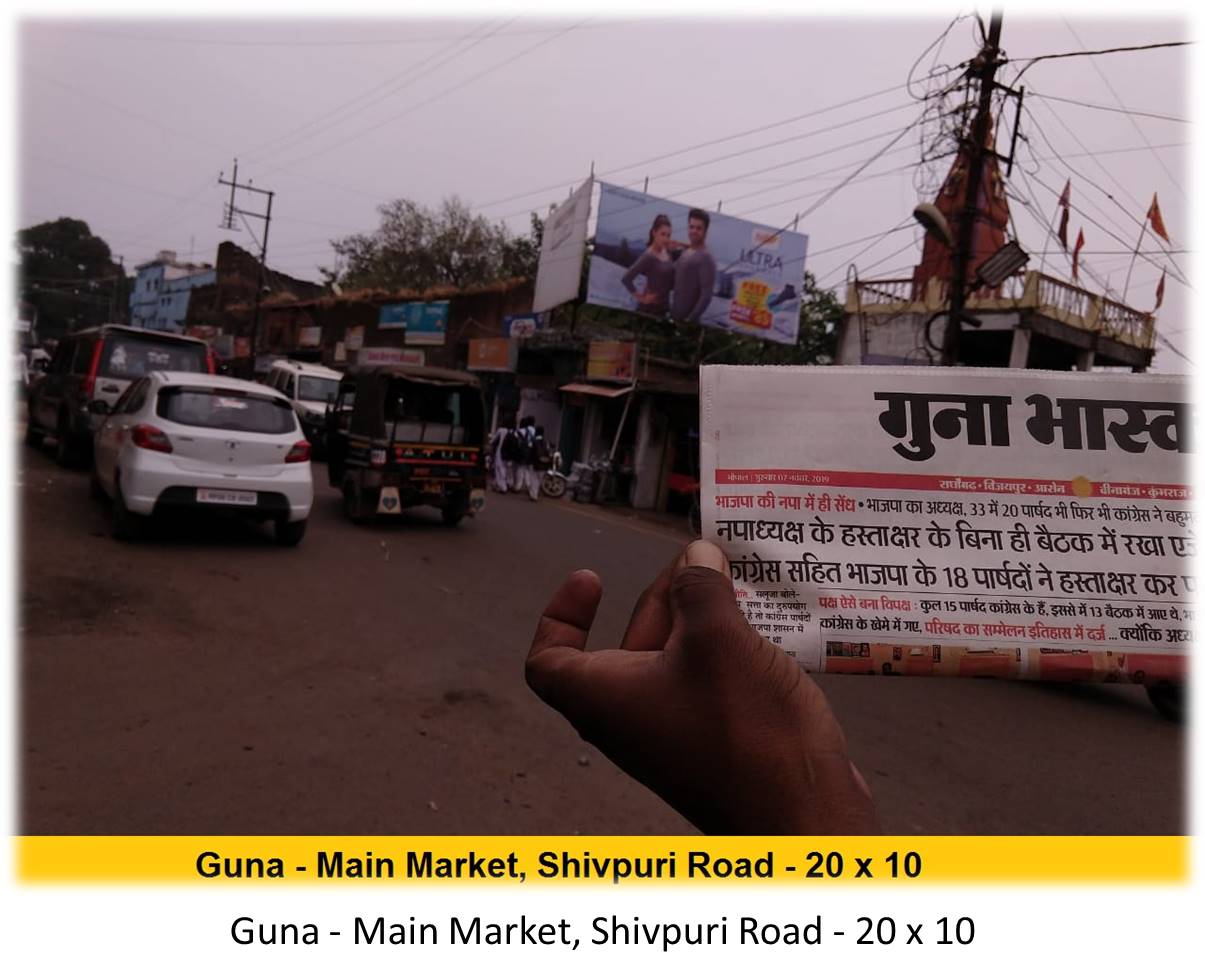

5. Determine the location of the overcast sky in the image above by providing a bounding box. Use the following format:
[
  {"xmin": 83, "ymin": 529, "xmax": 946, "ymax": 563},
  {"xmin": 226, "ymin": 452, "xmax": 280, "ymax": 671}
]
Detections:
[{"xmin": 13, "ymin": 9, "xmax": 1192, "ymax": 369}]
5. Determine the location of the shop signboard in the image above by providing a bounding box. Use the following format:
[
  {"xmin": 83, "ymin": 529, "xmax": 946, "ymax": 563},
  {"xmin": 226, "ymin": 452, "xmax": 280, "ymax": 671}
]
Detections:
[
  {"xmin": 467, "ymin": 338, "xmax": 518, "ymax": 372},
  {"xmin": 586, "ymin": 340, "xmax": 636, "ymax": 381},
  {"xmin": 503, "ymin": 313, "xmax": 543, "ymax": 339},
  {"xmin": 359, "ymin": 347, "xmax": 426, "ymax": 367},
  {"xmin": 378, "ymin": 301, "xmax": 449, "ymax": 345}
]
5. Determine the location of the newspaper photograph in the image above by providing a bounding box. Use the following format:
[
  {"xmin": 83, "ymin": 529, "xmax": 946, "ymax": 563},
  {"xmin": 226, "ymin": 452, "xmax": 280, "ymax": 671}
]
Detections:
[{"xmin": 701, "ymin": 366, "xmax": 1191, "ymax": 684}]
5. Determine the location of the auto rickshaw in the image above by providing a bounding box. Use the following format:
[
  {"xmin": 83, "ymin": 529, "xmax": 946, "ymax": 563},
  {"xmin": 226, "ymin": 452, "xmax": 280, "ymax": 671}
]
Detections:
[{"xmin": 325, "ymin": 364, "xmax": 487, "ymax": 526}]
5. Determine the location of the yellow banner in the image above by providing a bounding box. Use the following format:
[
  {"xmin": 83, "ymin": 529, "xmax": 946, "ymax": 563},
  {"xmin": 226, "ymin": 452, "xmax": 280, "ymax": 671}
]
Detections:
[{"xmin": 15, "ymin": 836, "xmax": 1188, "ymax": 885}]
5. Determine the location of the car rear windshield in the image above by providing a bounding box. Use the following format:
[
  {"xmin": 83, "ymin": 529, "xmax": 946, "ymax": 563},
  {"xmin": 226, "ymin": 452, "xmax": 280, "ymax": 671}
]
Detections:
[
  {"xmin": 102, "ymin": 335, "xmax": 206, "ymax": 380},
  {"xmin": 157, "ymin": 387, "xmax": 296, "ymax": 434},
  {"xmin": 298, "ymin": 375, "xmax": 340, "ymax": 403}
]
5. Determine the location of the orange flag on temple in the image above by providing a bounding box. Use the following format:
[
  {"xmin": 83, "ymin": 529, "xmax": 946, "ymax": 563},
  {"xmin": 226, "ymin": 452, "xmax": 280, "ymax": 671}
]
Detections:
[
  {"xmin": 1057, "ymin": 180, "xmax": 1071, "ymax": 251},
  {"xmin": 1147, "ymin": 194, "xmax": 1170, "ymax": 243},
  {"xmin": 1072, "ymin": 228, "xmax": 1085, "ymax": 281},
  {"xmin": 1155, "ymin": 270, "xmax": 1166, "ymax": 310}
]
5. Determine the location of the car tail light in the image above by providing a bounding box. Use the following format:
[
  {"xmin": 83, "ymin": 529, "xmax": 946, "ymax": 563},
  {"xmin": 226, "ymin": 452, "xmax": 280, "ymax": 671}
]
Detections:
[
  {"xmin": 206, "ymin": 348, "xmax": 217, "ymax": 374},
  {"xmin": 80, "ymin": 340, "xmax": 104, "ymax": 401},
  {"xmin": 131, "ymin": 424, "xmax": 173, "ymax": 454},
  {"xmin": 285, "ymin": 440, "xmax": 311, "ymax": 463}
]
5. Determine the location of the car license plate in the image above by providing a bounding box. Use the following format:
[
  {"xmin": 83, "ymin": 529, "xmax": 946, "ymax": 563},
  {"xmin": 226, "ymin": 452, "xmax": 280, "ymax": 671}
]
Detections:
[
  {"xmin": 422, "ymin": 481, "xmax": 442, "ymax": 494},
  {"xmin": 197, "ymin": 488, "xmax": 258, "ymax": 506}
]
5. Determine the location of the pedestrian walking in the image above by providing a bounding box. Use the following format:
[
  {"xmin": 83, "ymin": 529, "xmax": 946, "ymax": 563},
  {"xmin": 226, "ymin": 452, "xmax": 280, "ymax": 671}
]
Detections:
[
  {"xmin": 514, "ymin": 416, "xmax": 540, "ymax": 501},
  {"xmin": 498, "ymin": 417, "xmax": 526, "ymax": 492},
  {"xmin": 491, "ymin": 421, "xmax": 514, "ymax": 493},
  {"xmin": 526, "ymin": 425, "xmax": 551, "ymax": 502}
]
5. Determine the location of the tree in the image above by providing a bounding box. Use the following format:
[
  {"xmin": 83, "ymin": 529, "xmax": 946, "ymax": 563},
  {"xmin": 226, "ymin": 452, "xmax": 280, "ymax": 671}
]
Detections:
[
  {"xmin": 17, "ymin": 218, "xmax": 126, "ymax": 339},
  {"xmin": 325, "ymin": 197, "xmax": 541, "ymax": 292}
]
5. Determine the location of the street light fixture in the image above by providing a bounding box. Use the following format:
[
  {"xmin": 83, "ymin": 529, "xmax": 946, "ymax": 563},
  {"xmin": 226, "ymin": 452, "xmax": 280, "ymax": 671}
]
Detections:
[{"xmin": 912, "ymin": 204, "xmax": 1029, "ymax": 363}]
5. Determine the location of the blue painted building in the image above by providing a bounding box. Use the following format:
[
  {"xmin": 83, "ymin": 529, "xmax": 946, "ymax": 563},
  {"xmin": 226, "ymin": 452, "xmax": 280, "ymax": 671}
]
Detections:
[{"xmin": 130, "ymin": 250, "xmax": 217, "ymax": 332}]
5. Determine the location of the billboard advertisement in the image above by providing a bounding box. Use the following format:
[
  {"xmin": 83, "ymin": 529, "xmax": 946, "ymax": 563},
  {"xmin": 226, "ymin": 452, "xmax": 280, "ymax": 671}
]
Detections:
[
  {"xmin": 533, "ymin": 177, "xmax": 592, "ymax": 313},
  {"xmin": 587, "ymin": 182, "xmax": 808, "ymax": 345},
  {"xmin": 378, "ymin": 301, "xmax": 449, "ymax": 345}
]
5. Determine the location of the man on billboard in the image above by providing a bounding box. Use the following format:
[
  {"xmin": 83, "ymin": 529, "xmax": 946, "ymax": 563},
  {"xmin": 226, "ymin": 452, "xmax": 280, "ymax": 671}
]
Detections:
[{"xmin": 670, "ymin": 208, "xmax": 717, "ymax": 324}]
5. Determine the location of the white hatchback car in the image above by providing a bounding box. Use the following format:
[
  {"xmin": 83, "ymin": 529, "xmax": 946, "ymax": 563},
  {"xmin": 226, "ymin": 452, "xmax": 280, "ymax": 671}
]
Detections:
[{"xmin": 91, "ymin": 371, "xmax": 314, "ymax": 545}]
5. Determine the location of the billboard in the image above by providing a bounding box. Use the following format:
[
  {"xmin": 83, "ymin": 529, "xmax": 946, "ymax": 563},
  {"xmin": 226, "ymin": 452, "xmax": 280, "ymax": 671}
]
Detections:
[
  {"xmin": 533, "ymin": 177, "xmax": 592, "ymax": 313},
  {"xmin": 345, "ymin": 325, "xmax": 365, "ymax": 351},
  {"xmin": 586, "ymin": 340, "xmax": 636, "ymax": 381},
  {"xmin": 378, "ymin": 301, "xmax": 449, "ymax": 345},
  {"xmin": 587, "ymin": 182, "xmax": 808, "ymax": 345}
]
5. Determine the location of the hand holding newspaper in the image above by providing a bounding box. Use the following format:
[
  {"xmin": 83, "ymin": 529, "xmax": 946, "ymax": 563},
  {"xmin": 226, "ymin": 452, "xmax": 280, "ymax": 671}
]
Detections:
[{"xmin": 701, "ymin": 366, "xmax": 1190, "ymax": 685}]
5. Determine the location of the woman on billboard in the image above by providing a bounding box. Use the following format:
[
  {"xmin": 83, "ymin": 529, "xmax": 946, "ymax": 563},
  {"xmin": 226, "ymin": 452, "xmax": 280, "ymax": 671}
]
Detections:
[{"xmin": 620, "ymin": 214, "xmax": 677, "ymax": 317}]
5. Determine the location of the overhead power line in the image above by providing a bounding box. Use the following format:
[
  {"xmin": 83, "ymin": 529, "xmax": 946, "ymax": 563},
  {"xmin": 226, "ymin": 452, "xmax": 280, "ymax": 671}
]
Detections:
[
  {"xmin": 46, "ymin": 21, "xmax": 626, "ymax": 48},
  {"xmin": 1059, "ymin": 19, "xmax": 1186, "ymax": 199},
  {"xmin": 476, "ymin": 72, "xmax": 958, "ymax": 213},
  {"xmin": 1020, "ymin": 103, "xmax": 1188, "ymax": 283},
  {"xmin": 243, "ymin": 18, "xmax": 516, "ymax": 165},
  {"xmin": 265, "ymin": 19, "xmax": 589, "ymax": 176},
  {"xmin": 1026, "ymin": 91, "xmax": 1190, "ymax": 125},
  {"xmin": 1019, "ymin": 168, "xmax": 1189, "ymax": 289},
  {"xmin": 1009, "ymin": 40, "xmax": 1192, "ymax": 73}
]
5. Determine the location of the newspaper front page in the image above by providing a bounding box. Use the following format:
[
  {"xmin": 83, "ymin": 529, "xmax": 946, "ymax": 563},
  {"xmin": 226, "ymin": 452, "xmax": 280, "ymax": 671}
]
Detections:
[{"xmin": 701, "ymin": 366, "xmax": 1191, "ymax": 684}]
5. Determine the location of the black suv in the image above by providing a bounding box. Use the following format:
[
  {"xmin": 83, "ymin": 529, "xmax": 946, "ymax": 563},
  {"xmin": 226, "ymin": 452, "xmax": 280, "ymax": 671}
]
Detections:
[{"xmin": 25, "ymin": 324, "xmax": 213, "ymax": 466}]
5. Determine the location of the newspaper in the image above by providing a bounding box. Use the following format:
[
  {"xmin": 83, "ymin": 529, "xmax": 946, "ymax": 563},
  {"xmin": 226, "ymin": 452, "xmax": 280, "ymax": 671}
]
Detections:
[{"xmin": 701, "ymin": 366, "xmax": 1191, "ymax": 684}]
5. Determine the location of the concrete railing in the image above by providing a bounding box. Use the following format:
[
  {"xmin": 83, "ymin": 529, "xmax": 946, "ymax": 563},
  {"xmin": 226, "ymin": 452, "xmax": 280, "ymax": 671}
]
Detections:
[{"xmin": 846, "ymin": 270, "xmax": 1156, "ymax": 352}]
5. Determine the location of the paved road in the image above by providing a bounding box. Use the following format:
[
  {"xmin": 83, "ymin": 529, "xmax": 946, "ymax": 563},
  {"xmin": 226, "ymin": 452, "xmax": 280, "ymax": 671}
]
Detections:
[{"xmin": 20, "ymin": 443, "xmax": 1184, "ymax": 834}]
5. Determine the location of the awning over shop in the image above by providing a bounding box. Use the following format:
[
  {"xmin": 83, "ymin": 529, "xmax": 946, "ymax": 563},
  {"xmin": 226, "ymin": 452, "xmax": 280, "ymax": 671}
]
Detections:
[{"xmin": 559, "ymin": 383, "xmax": 635, "ymax": 398}]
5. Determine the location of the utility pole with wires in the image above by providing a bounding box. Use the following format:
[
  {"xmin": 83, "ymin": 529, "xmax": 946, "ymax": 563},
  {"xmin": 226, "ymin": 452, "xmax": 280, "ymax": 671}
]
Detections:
[
  {"xmin": 108, "ymin": 255, "xmax": 124, "ymax": 323},
  {"xmin": 942, "ymin": 10, "xmax": 1003, "ymax": 366},
  {"xmin": 218, "ymin": 159, "xmax": 275, "ymax": 372}
]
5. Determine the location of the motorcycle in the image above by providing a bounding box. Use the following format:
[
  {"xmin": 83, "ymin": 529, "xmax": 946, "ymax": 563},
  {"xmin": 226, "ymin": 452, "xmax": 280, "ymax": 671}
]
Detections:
[{"xmin": 540, "ymin": 449, "xmax": 569, "ymax": 499}]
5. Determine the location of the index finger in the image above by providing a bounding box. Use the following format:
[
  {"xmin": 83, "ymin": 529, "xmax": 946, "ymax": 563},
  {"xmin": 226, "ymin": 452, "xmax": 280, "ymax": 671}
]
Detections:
[{"xmin": 528, "ymin": 569, "xmax": 603, "ymax": 659}]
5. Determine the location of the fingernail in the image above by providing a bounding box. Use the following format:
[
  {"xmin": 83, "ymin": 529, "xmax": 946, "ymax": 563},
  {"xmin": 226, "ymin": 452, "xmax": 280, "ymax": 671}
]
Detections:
[{"xmin": 685, "ymin": 539, "xmax": 729, "ymax": 575}]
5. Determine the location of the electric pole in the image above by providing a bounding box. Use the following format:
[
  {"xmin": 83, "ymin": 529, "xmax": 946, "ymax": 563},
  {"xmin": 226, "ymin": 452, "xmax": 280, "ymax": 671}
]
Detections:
[
  {"xmin": 109, "ymin": 255, "xmax": 124, "ymax": 323},
  {"xmin": 942, "ymin": 11, "xmax": 1003, "ymax": 366},
  {"xmin": 218, "ymin": 159, "xmax": 275, "ymax": 373}
]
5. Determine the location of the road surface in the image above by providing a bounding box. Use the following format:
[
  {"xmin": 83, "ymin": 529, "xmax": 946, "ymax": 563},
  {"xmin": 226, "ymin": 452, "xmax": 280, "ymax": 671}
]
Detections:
[{"xmin": 19, "ymin": 443, "xmax": 1184, "ymax": 834}]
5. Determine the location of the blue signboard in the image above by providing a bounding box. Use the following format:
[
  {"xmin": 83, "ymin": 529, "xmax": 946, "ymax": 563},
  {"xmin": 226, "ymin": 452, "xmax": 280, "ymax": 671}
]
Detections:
[{"xmin": 378, "ymin": 301, "xmax": 449, "ymax": 345}]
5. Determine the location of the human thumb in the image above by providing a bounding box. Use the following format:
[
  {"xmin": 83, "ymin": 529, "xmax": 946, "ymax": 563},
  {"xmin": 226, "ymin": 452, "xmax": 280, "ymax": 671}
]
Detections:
[{"xmin": 669, "ymin": 540, "xmax": 750, "ymax": 650}]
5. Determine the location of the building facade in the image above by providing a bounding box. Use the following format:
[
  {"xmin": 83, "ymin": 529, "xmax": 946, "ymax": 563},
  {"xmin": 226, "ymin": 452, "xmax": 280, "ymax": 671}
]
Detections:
[{"xmin": 129, "ymin": 251, "xmax": 216, "ymax": 332}]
